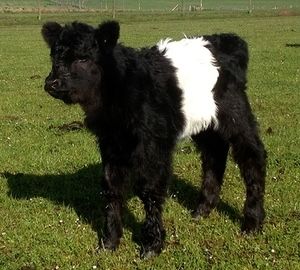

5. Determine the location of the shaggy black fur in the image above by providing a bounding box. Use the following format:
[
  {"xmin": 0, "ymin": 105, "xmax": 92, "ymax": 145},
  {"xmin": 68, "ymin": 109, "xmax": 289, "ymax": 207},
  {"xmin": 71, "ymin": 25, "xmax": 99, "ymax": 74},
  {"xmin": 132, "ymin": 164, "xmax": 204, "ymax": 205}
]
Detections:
[{"xmin": 42, "ymin": 20, "xmax": 266, "ymax": 258}]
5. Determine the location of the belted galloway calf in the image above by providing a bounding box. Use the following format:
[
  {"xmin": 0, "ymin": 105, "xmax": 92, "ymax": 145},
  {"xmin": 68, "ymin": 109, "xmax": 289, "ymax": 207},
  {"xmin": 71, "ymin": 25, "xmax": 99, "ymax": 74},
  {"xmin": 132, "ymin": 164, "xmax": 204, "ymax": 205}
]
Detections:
[{"xmin": 42, "ymin": 20, "xmax": 266, "ymax": 258}]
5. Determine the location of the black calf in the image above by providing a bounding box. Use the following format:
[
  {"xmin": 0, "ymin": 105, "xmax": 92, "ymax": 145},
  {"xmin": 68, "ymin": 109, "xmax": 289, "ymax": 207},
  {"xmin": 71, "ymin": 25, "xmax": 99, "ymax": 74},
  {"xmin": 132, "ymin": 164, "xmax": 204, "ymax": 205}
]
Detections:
[{"xmin": 42, "ymin": 20, "xmax": 266, "ymax": 257}]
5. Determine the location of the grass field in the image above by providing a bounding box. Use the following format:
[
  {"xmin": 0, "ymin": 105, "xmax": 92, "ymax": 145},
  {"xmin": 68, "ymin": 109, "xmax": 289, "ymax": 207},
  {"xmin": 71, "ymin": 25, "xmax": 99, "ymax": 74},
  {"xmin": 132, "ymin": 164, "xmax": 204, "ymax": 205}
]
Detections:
[
  {"xmin": 1, "ymin": 0, "xmax": 300, "ymax": 10},
  {"xmin": 0, "ymin": 10, "xmax": 300, "ymax": 270}
]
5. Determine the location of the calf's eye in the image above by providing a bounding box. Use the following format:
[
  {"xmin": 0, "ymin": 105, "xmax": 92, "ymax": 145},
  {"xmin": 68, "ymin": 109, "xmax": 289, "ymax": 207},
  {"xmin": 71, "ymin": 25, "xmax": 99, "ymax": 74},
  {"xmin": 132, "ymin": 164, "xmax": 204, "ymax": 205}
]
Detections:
[{"xmin": 78, "ymin": 59, "xmax": 88, "ymax": 63}]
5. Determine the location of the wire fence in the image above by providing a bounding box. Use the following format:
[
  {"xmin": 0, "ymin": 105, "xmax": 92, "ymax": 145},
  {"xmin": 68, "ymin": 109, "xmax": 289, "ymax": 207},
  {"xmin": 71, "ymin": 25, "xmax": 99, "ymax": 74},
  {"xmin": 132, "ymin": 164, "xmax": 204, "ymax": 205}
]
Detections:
[
  {"xmin": 1, "ymin": 0, "xmax": 299, "ymax": 12},
  {"xmin": 91, "ymin": 1, "xmax": 300, "ymax": 11}
]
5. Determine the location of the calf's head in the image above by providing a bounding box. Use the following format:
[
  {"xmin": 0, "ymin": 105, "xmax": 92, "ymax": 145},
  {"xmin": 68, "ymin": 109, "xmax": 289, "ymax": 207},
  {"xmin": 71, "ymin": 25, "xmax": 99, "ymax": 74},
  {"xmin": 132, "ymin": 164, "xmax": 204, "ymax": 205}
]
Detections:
[{"xmin": 42, "ymin": 20, "xmax": 120, "ymax": 105}]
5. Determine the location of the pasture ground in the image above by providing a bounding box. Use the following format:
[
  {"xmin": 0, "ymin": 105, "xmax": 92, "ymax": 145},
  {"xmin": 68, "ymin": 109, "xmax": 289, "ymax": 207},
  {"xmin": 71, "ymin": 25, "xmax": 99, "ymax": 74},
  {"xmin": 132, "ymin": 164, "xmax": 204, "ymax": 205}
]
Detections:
[{"xmin": 0, "ymin": 10, "xmax": 299, "ymax": 270}]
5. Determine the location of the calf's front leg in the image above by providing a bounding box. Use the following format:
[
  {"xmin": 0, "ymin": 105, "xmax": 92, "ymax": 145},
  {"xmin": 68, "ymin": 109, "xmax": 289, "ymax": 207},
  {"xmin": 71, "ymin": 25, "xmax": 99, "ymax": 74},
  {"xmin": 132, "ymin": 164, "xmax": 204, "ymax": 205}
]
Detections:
[
  {"xmin": 101, "ymin": 164, "xmax": 128, "ymax": 250},
  {"xmin": 136, "ymin": 157, "xmax": 172, "ymax": 258}
]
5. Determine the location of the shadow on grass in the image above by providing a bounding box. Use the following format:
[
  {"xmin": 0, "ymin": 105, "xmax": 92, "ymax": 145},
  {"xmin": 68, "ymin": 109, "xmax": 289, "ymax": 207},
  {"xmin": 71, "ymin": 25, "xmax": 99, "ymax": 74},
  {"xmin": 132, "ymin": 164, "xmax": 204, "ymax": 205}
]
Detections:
[
  {"xmin": 169, "ymin": 175, "xmax": 242, "ymax": 224},
  {"xmin": 285, "ymin": 43, "xmax": 300, "ymax": 48},
  {"xmin": 4, "ymin": 164, "xmax": 242, "ymax": 248},
  {"xmin": 4, "ymin": 164, "xmax": 143, "ymax": 247}
]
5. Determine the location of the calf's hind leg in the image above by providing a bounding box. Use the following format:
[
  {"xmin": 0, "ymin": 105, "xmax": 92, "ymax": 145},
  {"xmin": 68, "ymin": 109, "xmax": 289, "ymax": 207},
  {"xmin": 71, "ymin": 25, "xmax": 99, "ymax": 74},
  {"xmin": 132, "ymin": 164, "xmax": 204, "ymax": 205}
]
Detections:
[
  {"xmin": 192, "ymin": 130, "xmax": 229, "ymax": 218},
  {"xmin": 231, "ymin": 133, "xmax": 266, "ymax": 232}
]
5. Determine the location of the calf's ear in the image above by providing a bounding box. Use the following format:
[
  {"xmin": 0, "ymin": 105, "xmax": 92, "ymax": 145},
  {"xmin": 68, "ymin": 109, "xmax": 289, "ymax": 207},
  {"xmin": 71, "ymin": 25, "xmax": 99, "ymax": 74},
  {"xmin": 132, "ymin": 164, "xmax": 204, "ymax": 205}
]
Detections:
[
  {"xmin": 95, "ymin": 20, "xmax": 120, "ymax": 52},
  {"xmin": 42, "ymin": 22, "xmax": 62, "ymax": 48}
]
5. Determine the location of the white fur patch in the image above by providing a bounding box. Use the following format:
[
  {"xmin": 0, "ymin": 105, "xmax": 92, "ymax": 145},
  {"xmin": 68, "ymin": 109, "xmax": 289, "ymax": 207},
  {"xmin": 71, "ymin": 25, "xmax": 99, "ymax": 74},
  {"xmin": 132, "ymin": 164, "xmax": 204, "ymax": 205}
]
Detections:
[{"xmin": 157, "ymin": 37, "xmax": 219, "ymax": 138}]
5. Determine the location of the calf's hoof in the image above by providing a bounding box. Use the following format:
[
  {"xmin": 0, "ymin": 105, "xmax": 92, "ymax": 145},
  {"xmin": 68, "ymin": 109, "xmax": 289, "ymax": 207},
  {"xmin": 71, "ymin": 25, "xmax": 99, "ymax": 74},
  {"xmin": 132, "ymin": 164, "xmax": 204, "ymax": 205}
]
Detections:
[
  {"xmin": 140, "ymin": 245, "xmax": 162, "ymax": 259},
  {"xmin": 241, "ymin": 216, "xmax": 263, "ymax": 233},
  {"xmin": 100, "ymin": 236, "xmax": 120, "ymax": 251}
]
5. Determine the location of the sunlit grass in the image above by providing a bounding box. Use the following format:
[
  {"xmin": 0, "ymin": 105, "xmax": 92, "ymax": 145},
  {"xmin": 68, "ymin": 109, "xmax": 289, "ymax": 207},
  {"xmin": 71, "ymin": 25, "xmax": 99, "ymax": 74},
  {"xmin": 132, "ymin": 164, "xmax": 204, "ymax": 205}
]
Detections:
[{"xmin": 0, "ymin": 12, "xmax": 299, "ymax": 270}]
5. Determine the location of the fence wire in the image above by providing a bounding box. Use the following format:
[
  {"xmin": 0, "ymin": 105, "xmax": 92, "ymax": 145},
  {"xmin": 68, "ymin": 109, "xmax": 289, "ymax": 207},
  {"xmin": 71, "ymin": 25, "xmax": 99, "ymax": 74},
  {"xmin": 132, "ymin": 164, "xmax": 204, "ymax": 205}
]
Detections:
[{"xmin": 0, "ymin": 1, "xmax": 299, "ymax": 11}]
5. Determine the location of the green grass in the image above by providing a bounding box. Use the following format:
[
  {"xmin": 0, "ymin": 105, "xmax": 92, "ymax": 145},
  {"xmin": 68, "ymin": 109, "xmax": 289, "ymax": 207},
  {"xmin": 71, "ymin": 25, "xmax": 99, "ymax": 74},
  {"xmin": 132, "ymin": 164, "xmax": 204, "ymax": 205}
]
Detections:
[
  {"xmin": 0, "ymin": 0, "xmax": 300, "ymax": 10},
  {"xmin": 0, "ymin": 11, "xmax": 300, "ymax": 270}
]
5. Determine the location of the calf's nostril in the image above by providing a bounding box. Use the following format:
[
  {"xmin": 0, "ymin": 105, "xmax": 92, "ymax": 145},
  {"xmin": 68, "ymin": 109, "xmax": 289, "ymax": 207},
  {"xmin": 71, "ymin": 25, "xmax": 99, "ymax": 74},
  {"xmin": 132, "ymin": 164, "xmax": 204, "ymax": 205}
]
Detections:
[
  {"xmin": 50, "ymin": 79, "xmax": 60, "ymax": 89},
  {"xmin": 45, "ymin": 79, "xmax": 61, "ymax": 92}
]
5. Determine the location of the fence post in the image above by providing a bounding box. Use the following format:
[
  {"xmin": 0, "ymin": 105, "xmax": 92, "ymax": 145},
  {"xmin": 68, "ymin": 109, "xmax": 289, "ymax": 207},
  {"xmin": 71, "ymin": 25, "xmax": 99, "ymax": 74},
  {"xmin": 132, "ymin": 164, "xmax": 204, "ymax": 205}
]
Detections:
[
  {"xmin": 113, "ymin": 0, "xmax": 116, "ymax": 18},
  {"xmin": 37, "ymin": 0, "xmax": 41, "ymax": 20},
  {"xmin": 249, "ymin": 0, "xmax": 253, "ymax": 13}
]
